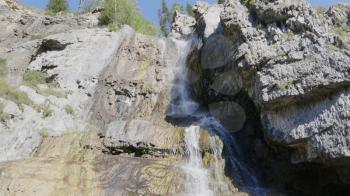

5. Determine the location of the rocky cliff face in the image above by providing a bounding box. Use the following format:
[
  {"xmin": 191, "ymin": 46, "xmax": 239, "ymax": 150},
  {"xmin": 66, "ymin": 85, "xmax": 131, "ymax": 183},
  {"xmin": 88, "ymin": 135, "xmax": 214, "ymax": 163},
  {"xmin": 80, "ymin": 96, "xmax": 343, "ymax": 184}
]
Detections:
[
  {"xmin": 176, "ymin": 0, "xmax": 350, "ymax": 195},
  {"xmin": 1, "ymin": 0, "xmax": 350, "ymax": 195},
  {"xmin": 0, "ymin": 0, "xmax": 244, "ymax": 195},
  {"xmin": 190, "ymin": 0, "xmax": 350, "ymax": 163}
]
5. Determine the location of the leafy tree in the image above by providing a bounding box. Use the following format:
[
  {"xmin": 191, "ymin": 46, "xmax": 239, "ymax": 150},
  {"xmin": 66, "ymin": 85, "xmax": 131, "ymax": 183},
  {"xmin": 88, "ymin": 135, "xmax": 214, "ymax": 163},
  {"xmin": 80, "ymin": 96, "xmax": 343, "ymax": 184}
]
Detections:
[
  {"xmin": 98, "ymin": 0, "xmax": 157, "ymax": 35},
  {"xmin": 46, "ymin": 0, "xmax": 69, "ymax": 14},
  {"xmin": 186, "ymin": 3, "xmax": 194, "ymax": 17}
]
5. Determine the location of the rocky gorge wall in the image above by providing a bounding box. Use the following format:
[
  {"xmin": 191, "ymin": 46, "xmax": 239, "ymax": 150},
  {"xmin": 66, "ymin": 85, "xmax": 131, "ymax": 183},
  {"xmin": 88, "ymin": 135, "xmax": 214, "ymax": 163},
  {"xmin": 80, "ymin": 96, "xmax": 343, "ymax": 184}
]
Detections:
[
  {"xmin": 171, "ymin": 0, "xmax": 350, "ymax": 195},
  {"xmin": 0, "ymin": 0, "xmax": 245, "ymax": 195},
  {"xmin": 1, "ymin": 0, "xmax": 350, "ymax": 195}
]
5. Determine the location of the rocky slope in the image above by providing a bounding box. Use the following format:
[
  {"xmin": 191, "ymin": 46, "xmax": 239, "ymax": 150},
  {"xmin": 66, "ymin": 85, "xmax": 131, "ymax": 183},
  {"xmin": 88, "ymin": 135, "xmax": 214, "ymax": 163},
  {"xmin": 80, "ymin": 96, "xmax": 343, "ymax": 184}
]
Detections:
[
  {"xmin": 1, "ymin": 0, "xmax": 350, "ymax": 195},
  {"xmin": 0, "ymin": 0, "xmax": 244, "ymax": 195}
]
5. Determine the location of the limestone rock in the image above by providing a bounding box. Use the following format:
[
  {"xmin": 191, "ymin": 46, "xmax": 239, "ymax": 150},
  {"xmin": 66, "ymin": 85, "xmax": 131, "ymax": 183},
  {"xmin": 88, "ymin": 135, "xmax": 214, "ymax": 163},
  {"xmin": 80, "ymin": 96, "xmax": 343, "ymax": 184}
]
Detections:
[
  {"xmin": 0, "ymin": 2, "xmax": 247, "ymax": 195},
  {"xmin": 170, "ymin": 10, "xmax": 196, "ymax": 39},
  {"xmin": 201, "ymin": 34, "xmax": 234, "ymax": 69},
  {"xmin": 191, "ymin": 0, "xmax": 350, "ymax": 164},
  {"xmin": 103, "ymin": 119, "xmax": 183, "ymax": 156},
  {"xmin": 261, "ymin": 88, "xmax": 350, "ymax": 163},
  {"xmin": 327, "ymin": 3, "xmax": 350, "ymax": 27},
  {"xmin": 193, "ymin": 2, "xmax": 223, "ymax": 39},
  {"xmin": 251, "ymin": 0, "xmax": 309, "ymax": 23}
]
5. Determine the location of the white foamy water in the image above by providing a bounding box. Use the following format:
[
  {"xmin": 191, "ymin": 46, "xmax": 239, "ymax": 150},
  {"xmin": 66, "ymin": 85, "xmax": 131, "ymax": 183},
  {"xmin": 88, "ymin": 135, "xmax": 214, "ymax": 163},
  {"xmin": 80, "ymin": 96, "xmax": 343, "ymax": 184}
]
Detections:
[
  {"xmin": 182, "ymin": 126, "xmax": 213, "ymax": 196},
  {"xmin": 168, "ymin": 38, "xmax": 199, "ymax": 118}
]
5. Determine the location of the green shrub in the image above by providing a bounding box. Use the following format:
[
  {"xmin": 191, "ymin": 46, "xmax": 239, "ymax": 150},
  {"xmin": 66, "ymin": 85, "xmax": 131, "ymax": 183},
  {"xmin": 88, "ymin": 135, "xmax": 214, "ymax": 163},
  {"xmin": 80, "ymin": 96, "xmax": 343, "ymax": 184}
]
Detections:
[
  {"xmin": 40, "ymin": 128, "xmax": 50, "ymax": 139},
  {"xmin": 23, "ymin": 70, "xmax": 48, "ymax": 89},
  {"xmin": 108, "ymin": 22, "xmax": 120, "ymax": 32},
  {"xmin": 99, "ymin": 0, "xmax": 157, "ymax": 35},
  {"xmin": 46, "ymin": 0, "xmax": 69, "ymax": 14}
]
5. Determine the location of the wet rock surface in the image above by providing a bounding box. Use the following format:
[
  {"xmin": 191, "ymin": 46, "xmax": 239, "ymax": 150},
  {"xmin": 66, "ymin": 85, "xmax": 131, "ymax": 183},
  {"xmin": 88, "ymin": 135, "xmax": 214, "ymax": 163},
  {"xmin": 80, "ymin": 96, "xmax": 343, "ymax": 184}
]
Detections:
[
  {"xmin": 0, "ymin": 1, "xmax": 246, "ymax": 195},
  {"xmin": 2, "ymin": 0, "xmax": 350, "ymax": 195},
  {"xmin": 185, "ymin": 0, "xmax": 350, "ymax": 195},
  {"xmin": 190, "ymin": 0, "xmax": 350, "ymax": 164}
]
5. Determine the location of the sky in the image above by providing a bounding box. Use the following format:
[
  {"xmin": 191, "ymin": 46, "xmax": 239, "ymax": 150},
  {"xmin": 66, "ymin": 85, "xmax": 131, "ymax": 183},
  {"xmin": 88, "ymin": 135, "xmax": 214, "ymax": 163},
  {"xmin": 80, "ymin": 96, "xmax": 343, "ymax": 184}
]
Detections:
[{"xmin": 21, "ymin": 0, "xmax": 350, "ymax": 24}]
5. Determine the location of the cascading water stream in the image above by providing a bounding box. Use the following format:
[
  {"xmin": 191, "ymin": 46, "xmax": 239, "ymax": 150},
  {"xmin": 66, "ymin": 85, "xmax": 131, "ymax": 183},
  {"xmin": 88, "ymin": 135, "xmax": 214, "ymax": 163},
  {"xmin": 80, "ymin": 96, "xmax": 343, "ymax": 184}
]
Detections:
[
  {"xmin": 182, "ymin": 126, "xmax": 213, "ymax": 196},
  {"xmin": 169, "ymin": 37, "xmax": 265, "ymax": 196}
]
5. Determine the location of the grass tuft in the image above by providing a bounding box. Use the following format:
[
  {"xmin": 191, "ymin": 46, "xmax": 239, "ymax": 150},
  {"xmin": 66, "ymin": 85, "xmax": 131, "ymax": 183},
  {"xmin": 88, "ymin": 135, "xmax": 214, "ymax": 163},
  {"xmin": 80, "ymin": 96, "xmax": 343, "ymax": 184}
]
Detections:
[
  {"xmin": 0, "ymin": 80, "xmax": 33, "ymax": 111},
  {"xmin": 23, "ymin": 70, "xmax": 69, "ymax": 98},
  {"xmin": 40, "ymin": 128, "xmax": 50, "ymax": 139}
]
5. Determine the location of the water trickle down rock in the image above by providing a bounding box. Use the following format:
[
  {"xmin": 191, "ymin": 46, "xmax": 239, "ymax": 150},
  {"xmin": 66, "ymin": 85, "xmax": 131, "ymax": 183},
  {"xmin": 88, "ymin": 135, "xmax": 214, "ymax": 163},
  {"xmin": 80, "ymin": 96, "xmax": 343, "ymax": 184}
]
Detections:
[{"xmin": 187, "ymin": 0, "xmax": 350, "ymax": 194}]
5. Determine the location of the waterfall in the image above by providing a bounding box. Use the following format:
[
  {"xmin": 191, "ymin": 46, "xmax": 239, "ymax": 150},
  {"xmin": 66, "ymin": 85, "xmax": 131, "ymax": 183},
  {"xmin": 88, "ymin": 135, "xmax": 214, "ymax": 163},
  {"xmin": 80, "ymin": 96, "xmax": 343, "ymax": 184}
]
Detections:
[
  {"xmin": 169, "ymin": 37, "xmax": 263, "ymax": 196},
  {"xmin": 168, "ymin": 39, "xmax": 199, "ymax": 118},
  {"xmin": 182, "ymin": 126, "xmax": 213, "ymax": 196}
]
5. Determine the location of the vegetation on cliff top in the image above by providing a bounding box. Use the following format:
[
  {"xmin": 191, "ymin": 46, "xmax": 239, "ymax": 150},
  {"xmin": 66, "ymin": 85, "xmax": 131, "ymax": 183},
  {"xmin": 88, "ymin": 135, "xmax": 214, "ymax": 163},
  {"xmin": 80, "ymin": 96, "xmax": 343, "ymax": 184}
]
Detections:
[
  {"xmin": 98, "ymin": 0, "xmax": 157, "ymax": 35},
  {"xmin": 46, "ymin": 0, "xmax": 69, "ymax": 14}
]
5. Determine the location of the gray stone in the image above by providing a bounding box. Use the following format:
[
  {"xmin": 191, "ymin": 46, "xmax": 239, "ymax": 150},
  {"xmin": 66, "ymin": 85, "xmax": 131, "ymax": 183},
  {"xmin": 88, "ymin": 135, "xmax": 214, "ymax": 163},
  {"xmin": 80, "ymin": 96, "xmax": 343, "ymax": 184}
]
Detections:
[
  {"xmin": 193, "ymin": 2, "xmax": 223, "ymax": 39},
  {"xmin": 201, "ymin": 34, "xmax": 234, "ymax": 69},
  {"xmin": 327, "ymin": 3, "xmax": 350, "ymax": 27},
  {"xmin": 210, "ymin": 70, "xmax": 242, "ymax": 96},
  {"xmin": 262, "ymin": 88, "xmax": 350, "ymax": 163},
  {"xmin": 170, "ymin": 10, "xmax": 196, "ymax": 39},
  {"xmin": 209, "ymin": 101, "xmax": 246, "ymax": 132},
  {"xmin": 193, "ymin": 0, "xmax": 350, "ymax": 164},
  {"xmin": 251, "ymin": 0, "xmax": 309, "ymax": 23}
]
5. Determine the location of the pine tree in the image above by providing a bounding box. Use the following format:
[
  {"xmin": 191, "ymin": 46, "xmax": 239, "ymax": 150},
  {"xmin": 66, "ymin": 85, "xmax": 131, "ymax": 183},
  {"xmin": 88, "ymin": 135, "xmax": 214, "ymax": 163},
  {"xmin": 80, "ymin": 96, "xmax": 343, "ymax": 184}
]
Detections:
[
  {"xmin": 46, "ymin": 0, "xmax": 69, "ymax": 14},
  {"xmin": 158, "ymin": 0, "xmax": 171, "ymax": 36}
]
